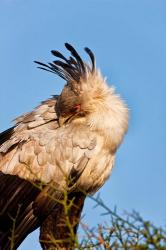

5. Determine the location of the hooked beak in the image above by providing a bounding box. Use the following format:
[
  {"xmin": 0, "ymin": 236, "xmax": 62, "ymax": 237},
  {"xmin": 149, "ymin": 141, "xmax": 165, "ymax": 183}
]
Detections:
[{"xmin": 58, "ymin": 115, "xmax": 72, "ymax": 127}]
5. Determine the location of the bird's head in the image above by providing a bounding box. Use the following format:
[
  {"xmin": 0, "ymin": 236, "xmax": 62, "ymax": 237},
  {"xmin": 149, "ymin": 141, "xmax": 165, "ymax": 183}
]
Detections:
[
  {"xmin": 35, "ymin": 43, "xmax": 128, "ymax": 147},
  {"xmin": 35, "ymin": 43, "xmax": 99, "ymax": 125}
]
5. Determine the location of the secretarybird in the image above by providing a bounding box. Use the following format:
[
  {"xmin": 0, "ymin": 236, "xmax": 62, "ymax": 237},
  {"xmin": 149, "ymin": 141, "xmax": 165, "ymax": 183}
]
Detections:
[{"xmin": 0, "ymin": 43, "xmax": 128, "ymax": 249}]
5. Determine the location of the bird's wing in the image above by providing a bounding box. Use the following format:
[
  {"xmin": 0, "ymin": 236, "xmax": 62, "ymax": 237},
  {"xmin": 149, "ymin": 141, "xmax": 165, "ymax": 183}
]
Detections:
[
  {"xmin": 0, "ymin": 97, "xmax": 59, "ymax": 182},
  {"xmin": 0, "ymin": 97, "xmax": 61, "ymax": 249},
  {"xmin": 0, "ymin": 96, "xmax": 97, "ymax": 249},
  {"xmin": 0, "ymin": 97, "xmax": 96, "ymax": 184},
  {"xmin": 0, "ymin": 172, "xmax": 65, "ymax": 250}
]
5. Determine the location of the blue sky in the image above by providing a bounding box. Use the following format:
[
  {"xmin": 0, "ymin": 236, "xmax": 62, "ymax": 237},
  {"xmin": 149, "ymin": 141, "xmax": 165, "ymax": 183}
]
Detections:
[{"xmin": 0, "ymin": 0, "xmax": 166, "ymax": 249}]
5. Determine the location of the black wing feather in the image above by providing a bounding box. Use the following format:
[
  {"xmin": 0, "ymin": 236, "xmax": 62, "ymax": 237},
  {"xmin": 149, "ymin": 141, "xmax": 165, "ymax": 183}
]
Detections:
[
  {"xmin": 0, "ymin": 127, "xmax": 15, "ymax": 146},
  {"xmin": 0, "ymin": 173, "xmax": 63, "ymax": 250}
]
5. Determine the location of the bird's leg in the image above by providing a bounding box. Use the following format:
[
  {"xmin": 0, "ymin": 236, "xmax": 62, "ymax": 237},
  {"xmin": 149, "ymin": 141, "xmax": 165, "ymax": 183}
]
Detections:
[{"xmin": 39, "ymin": 192, "xmax": 86, "ymax": 250}]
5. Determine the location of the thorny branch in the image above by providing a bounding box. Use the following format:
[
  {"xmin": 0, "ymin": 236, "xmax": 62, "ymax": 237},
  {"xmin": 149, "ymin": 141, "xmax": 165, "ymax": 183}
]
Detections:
[{"xmin": 8, "ymin": 190, "xmax": 166, "ymax": 250}]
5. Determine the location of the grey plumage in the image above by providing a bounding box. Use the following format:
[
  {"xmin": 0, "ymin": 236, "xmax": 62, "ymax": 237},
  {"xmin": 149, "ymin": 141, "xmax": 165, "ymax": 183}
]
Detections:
[{"xmin": 0, "ymin": 44, "xmax": 129, "ymax": 249}]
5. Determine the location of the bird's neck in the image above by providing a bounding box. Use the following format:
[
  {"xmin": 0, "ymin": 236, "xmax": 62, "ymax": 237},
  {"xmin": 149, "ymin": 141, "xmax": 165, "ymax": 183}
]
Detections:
[{"xmin": 86, "ymin": 92, "xmax": 129, "ymax": 152}]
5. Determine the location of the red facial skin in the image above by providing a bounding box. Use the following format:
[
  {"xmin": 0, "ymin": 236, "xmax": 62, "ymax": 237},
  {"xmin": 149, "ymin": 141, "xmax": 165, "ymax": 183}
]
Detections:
[{"xmin": 73, "ymin": 104, "xmax": 81, "ymax": 112}]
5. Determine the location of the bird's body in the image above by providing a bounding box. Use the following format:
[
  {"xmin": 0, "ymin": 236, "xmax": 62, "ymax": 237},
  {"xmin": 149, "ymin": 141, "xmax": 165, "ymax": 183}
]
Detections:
[{"xmin": 0, "ymin": 44, "xmax": 128, "ymax": 249}]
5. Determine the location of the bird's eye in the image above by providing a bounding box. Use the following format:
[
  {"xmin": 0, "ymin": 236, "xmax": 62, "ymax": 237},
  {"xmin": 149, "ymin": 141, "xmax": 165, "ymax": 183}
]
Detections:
[{"xmin": 71, "ymin": 104, "xmax": 81, "ymax": 112}]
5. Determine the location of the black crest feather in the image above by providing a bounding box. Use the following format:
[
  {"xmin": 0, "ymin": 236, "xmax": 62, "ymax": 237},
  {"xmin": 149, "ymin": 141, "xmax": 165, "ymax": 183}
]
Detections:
[{"xmin": 34, "ymin": 43, "xmax": 96, "ymax": 82}]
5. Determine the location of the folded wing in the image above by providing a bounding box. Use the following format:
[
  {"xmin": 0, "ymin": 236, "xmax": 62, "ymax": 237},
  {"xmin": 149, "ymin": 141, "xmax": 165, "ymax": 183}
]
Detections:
[{"xmin": 0, "ymin": 96, "xmax": 97, "ymax": 249}]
